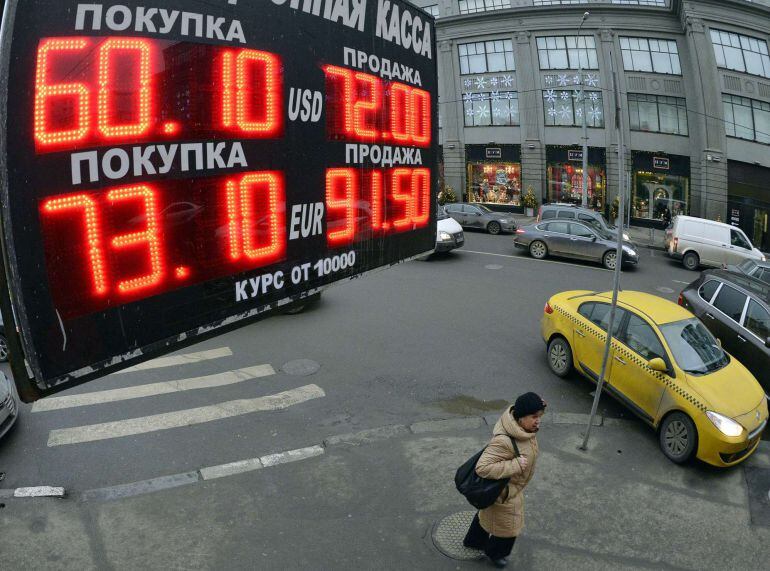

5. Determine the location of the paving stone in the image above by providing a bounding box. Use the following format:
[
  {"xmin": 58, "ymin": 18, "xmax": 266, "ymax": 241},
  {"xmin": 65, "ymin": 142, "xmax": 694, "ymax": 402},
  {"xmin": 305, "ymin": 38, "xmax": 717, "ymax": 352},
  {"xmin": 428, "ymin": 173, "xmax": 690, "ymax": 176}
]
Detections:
[{"xmin": 410, "ymin": 417, "xmax": 483, "ymax": 434}]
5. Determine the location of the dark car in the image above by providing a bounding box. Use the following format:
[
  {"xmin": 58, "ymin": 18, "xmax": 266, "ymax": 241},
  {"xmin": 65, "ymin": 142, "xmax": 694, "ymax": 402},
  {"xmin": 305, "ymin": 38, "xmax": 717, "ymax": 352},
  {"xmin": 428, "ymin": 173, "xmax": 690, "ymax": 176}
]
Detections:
[
  {"xmin": 538, "ymin": 203, "xmax": 632, "ymax": 243},
  {"xmin": 443, "ymin": 203, "xmax": 516, "ymax": 235},
  {"xmin": 679, "ymin": 270, "xmax": 770, "ymax": 393},
  {"xmin": 514, "ymin": 220, "xmax": 639, "ymax": 270},
  {"xmin": 728, "ymin": 258, "xmax": 770, "ymax": 285}
]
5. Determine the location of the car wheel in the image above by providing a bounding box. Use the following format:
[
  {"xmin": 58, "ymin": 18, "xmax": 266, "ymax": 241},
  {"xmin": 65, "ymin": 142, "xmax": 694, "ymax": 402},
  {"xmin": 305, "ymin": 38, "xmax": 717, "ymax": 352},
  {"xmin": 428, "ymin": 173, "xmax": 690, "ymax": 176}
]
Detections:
[
  {"xmin": 603, "ymin": 250, "xmax": 618, "ymax": 271},
  {"xmin": 0, "ymin": 334, "xmax": 7, "ymax": 362},
  {"xmin": 659, "ymin": 412, "xmax": 698, "ymax": 464},
  {"xmin": 683, "ymin": 252, "xmax": 699, "ymax": 271},
  {"xmin": 529, "ymin": 240, "xmax": 548, "ymax": 260},
  {"xmin": 487, "ymin": 221, "xmax": 501, "ymax": 235},
  {"xmin": 547, "ymin": 337, "xmax": 572, "ymax": 378}
]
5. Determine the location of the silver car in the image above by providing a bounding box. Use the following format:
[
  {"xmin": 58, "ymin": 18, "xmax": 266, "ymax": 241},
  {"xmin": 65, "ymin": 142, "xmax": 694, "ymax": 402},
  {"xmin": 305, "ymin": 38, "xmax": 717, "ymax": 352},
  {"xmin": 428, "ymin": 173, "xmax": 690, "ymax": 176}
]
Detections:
[
  {"xmin": 514, "ymin": 220, "xmax": 639, "ymax": 270},
  {"xmin": 443, "ymin": 203, "xmax": 517, "ymax": 235},
  {"xmin": 0, "ymin": 372, "xmax": 20, "ymax": 440}
]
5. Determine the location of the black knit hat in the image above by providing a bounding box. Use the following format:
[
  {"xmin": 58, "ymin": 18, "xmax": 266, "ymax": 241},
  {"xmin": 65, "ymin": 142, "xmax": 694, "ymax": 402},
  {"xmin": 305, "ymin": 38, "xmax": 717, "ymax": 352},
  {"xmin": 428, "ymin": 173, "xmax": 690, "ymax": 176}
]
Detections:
[{"xmin": 513, "ymin": 392, "xmax": 547, "ymax": 420}]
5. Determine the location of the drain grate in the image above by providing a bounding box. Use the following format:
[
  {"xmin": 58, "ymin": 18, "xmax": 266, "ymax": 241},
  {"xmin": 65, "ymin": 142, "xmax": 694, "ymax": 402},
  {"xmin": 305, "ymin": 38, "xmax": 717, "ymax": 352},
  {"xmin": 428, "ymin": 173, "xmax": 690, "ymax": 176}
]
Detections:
[{"xmin": 432, "ymin": 511, "xmax": 485, "ymax": 561}]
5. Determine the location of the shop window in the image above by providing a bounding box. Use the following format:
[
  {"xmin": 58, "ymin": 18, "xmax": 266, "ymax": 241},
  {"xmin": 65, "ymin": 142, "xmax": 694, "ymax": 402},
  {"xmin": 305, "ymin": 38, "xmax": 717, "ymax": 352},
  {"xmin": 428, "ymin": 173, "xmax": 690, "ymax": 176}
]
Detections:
[
  {"xmin": 459, "ymin": 40, "xmax": 515, "ymax": 75},
  {"xmin": 628, "ymin": 94, "xmax": 688, "ymax": 135},
  {"xmin": 467, "ymin": 162, "xmax": 522, "ymax": 206},
  {"xmin": 543, "ymin": 90, "xmax": 603, "ymax": 127},
  {"xmin": 632, "ymin": 169, "xmax": 689, "ymax": 221},
  {"xmin": 723, "ymin": 94, "xmax": 770, "ymax": 144},
  {"xmin": 620, "ymin": 37, "xmax": 681, "ymax": 75},
  {"xmin": 536, "ymin": 36, "xmax": 598, "ymax": 70},
  {"xmin": 711, "ymin": 29, "xmax": 770, "ymax": 79},
  {"xmin": 463, "ymin": 92, "xmax": 519, "ymax": 127},
  {"xmin": 546, "ymin": 162, "xmax": 606, "ymax": 211}
]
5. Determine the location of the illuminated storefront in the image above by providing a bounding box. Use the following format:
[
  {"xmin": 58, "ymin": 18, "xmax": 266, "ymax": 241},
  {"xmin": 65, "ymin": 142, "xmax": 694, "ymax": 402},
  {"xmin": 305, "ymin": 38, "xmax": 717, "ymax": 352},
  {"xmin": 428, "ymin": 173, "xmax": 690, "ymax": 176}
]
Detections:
[
  {"xmin": 545, "ymin": 146, "xmax": 606, "ymax": 212},
  {"xmin": 465, "ymin": 145, "xmax": 522, "ymax": 211},
  {"xmin": 631, "ymin": 152, "xmax": 690, "ymax": 226}
]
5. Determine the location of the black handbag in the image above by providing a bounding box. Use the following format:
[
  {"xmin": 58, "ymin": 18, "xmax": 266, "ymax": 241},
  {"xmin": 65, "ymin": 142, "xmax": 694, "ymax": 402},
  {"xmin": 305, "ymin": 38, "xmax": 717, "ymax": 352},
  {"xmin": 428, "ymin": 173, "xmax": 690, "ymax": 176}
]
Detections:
[{"xmin": 455, "ymin": 436, "xmax": 520, "ymax": 510}]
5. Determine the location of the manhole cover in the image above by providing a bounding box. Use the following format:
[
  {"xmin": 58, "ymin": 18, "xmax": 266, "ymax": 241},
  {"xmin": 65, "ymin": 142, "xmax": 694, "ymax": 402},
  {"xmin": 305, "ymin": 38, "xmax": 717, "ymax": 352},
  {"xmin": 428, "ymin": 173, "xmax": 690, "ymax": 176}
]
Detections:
[
  {"xmin": 656, "ymin": 286, "xmax": 675, "ymax": 294},
  {"xmin": 281, "ymin": 359, "xmax": 320, "ymax": 376},
  {"xmin": 432, "ymin": 511, "xmax": 484, "ymax": 561},
  {"xmin": 485, "ymin": 264, "xmax": 503, "ymax": 270}
]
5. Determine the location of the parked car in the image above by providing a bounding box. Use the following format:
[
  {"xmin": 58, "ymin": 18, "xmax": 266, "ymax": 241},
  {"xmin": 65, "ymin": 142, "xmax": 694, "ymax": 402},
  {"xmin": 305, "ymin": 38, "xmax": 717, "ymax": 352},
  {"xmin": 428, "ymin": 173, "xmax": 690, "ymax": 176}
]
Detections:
[
  {"xmin": 0, "ymin": 372, "xmax": 19, "ymax": 440},
  {"xmin": 679, "ymin": 270, "xmax": 770, "ymax": 393},
  {"xmin": 727, "ymin": 258, "xmax": 770, "ymax": 285},
  {"xmin": 541, "ymin": 290, "xmax": 768, "ymax": 467},
  {"xmin": 666, "ymin": 215, "xmax": 765, "ymax": 271},
  {"xmin": 434, "ymin": 206, "xmax": 464, "ymax": 253},
  {"xmin": 443, "ymin": 203, "xmax": 516, "ymax": 235},
  {"xmin": 538, "ymin": 203, "xmax": 631, "ymax": 242},
  {"xmin": 0, "ymin": 312, "xmax": 7, "ymax": 362},
  {"xmin": 514, "ymin": 220, "xmax": 639, "ymax": 270}
]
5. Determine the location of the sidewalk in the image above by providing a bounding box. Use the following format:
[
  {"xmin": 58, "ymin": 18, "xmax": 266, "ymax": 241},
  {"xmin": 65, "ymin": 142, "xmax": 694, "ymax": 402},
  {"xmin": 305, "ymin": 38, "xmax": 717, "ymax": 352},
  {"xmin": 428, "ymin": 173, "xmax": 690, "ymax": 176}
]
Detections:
[{"xmin": 1, "ymin": 411, "xmax": 768, "ymax": 569}]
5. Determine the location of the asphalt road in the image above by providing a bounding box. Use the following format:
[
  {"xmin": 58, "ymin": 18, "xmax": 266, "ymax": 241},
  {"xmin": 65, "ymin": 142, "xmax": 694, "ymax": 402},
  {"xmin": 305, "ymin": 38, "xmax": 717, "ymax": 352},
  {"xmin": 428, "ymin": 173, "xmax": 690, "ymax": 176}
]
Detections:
[{"xmin": 0, "ymin": 230, "xmax": 701, "ymax": 491}]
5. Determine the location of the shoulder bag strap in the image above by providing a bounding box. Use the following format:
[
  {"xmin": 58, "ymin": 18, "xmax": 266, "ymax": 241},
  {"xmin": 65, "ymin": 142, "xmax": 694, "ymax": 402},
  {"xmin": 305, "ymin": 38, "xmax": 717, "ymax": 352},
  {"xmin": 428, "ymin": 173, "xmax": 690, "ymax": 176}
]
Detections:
[{"xmin": 508, "ymin": 435, "xmax": 520, "ymax": 458}]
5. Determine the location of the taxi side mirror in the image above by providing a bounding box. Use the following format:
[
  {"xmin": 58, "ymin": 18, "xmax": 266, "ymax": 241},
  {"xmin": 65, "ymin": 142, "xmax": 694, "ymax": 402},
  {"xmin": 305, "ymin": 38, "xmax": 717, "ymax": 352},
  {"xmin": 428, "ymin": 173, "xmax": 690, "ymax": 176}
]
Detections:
[{"xmin": 648, "ymin": 358, "xmax": 668, "ymax": 373}]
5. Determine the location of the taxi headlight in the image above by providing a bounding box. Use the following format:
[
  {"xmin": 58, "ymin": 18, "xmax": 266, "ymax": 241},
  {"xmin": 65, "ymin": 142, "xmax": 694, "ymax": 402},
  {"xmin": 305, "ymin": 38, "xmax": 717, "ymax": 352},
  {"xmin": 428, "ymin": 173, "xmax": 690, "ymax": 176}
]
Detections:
[
  {"xmin": 706, "ymin": 411, "xmax": 744, "ymax": 437},
  {"xmin": 439, "ymin": 231, "xmax": 452, "ymax": 241}
]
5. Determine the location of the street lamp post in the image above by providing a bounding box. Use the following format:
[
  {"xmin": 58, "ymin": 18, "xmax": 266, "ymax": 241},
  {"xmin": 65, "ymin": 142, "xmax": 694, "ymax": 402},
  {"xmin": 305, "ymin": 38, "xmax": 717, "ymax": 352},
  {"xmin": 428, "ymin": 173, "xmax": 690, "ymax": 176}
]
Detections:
[{"xmin": 578, "ymin": 11, "xmax": 590, "ymax": 209}]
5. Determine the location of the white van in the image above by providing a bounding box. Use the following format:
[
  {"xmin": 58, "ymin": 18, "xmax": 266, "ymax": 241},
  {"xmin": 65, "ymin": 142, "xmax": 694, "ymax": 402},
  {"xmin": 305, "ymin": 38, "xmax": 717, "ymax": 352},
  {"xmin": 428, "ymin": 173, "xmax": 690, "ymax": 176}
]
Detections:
[
  {"xmin": 434, "ymin": 206, "xmax": 464, "ymax": 253},
  {"xmin": 667, "ymin": 215, "xmax": 765, "ymax": 270}
]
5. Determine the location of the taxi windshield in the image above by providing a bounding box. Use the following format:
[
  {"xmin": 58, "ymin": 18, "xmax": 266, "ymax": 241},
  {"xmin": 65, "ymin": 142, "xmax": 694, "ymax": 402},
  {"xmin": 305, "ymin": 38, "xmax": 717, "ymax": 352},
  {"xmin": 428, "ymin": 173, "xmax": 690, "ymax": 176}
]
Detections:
[{"xmin": 660, "ymin": 318, "xmax": 729, "ymax": 375}]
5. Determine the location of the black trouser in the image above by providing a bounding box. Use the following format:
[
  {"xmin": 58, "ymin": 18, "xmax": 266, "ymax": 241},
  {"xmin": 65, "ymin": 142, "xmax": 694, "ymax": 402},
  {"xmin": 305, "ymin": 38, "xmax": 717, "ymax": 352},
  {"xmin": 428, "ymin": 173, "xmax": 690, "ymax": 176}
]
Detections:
[{"xmin": 463, "ymin": 512, "xmax": 516, "ymax": 560}]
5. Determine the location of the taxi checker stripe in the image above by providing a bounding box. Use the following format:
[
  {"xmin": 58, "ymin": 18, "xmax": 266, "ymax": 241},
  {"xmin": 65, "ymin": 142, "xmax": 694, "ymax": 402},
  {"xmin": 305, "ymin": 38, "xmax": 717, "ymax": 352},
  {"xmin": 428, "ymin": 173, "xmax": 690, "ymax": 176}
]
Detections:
[{"xmin": 554, "ymin": 305, "xmax": 706, "ymax": 412}]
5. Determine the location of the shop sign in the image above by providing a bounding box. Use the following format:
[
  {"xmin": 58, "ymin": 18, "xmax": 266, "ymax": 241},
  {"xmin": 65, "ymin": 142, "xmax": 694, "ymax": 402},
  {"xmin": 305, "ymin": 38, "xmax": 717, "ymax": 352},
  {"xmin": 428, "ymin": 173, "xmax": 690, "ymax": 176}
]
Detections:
[
  {"xmin": 653, "ymin": 157, "xmax": 670, "ymax": 170},
  {"xmin": 485, "ymin": 147, "xmax": 502, "ymax": 159},
  {"xmin": 568, "ymin": 150, "xmax": 583, "ymax": 162},
  {"xmin": 730, "ymin": 208, "xmax": 741, "ymax": 227}
]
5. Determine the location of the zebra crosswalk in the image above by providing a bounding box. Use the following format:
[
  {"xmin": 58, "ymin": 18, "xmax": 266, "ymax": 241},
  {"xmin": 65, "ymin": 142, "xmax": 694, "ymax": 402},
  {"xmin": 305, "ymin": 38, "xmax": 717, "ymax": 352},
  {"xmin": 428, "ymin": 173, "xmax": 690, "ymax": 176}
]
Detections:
[{"xmin": 33, "ymin": 347, "xmax": 325, "ymax": 447}]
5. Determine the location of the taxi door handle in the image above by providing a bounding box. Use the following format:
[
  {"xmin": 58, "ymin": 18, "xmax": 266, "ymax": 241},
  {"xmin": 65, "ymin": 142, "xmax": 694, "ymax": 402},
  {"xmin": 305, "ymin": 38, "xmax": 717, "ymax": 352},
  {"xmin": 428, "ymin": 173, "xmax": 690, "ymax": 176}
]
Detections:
[
  {"xmin": 575, "ymin": 329, "xmax": 586, "ymax": 338},
  {"xmin": 614, "ymin": 356, "xmax": 627, "ymax": 365}
]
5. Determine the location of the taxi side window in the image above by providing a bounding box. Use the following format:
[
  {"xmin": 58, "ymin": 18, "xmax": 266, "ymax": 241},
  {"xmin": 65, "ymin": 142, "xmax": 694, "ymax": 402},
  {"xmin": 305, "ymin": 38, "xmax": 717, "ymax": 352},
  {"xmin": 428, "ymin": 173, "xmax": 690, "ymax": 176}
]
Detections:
[
  {"xmin": 579, "ymin": 302, "xmax": 625, "ymax": 335},
  {"xmin": 744, "ymin": 299, "xmax": 770, "ymax": 340},
  {"xmin": 620, "ymin": 314, "xmax": 666, "ymax": 361}
]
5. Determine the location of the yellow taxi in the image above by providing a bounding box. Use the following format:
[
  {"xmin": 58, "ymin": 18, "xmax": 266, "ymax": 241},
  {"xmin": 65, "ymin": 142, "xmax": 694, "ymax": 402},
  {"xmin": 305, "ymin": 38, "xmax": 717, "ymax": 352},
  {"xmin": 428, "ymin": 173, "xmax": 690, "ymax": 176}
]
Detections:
[{"xmin": 541, "ymin": 290, "xmax": 768, "ymax": 467}]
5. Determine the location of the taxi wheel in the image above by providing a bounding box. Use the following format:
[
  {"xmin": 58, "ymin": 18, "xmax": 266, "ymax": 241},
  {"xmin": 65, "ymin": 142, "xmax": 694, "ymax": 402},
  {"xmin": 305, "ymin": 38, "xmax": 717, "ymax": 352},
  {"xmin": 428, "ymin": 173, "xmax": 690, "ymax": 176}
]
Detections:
[
  {"xmin": 659, "ymin": 412, "xmax": 698, "ymax": 464},
  {"xmin": 547, "ymin": 337, "xmax": 572, "ymax": 378}
]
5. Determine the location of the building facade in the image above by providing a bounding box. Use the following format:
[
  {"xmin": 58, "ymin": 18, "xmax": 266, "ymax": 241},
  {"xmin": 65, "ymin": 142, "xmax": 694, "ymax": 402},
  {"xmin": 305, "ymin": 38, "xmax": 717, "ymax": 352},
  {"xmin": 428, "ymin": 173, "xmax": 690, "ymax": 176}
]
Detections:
[{"xmin": 411, "ymin": 0, "xmax": 770, "ymax": 249}]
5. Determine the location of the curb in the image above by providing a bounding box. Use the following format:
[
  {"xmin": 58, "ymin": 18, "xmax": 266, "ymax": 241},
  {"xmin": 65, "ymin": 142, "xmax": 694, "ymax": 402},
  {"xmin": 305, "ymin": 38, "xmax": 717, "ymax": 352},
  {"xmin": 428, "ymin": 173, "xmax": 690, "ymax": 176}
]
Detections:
[{"xmin": 0, "ymin": 486, "xmax": 65, "ymax": 499}]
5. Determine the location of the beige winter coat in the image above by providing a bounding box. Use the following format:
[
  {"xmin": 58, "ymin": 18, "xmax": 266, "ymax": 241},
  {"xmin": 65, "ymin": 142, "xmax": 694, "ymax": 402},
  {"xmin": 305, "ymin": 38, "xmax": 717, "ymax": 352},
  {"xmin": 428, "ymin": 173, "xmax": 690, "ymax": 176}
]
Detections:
[{"xmin": 475, "ymin": 406, "xmax": 539, "ymax": 538}]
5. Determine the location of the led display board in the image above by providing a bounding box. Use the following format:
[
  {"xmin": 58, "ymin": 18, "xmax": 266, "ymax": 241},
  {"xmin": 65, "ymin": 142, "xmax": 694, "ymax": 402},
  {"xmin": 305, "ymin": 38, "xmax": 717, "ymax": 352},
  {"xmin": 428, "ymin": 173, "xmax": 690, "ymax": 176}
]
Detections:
[{"xmin": 0, "ymin": 0, "xmax": 437, "ymax": 400}]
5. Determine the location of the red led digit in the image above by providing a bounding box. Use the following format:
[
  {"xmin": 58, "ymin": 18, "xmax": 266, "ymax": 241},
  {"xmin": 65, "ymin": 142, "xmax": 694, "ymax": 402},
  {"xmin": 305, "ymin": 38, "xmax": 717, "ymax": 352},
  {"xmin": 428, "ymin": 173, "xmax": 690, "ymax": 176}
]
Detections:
[
  {"xmin": 34, "ymin": 38, "xmax": 91, "ymax": 148},
  {"xmin": 324, "ymin": 65, "xmax": 355, "ymax": 137},
  {"xmin": 107, "ymin": 185, "xmax": 165, "ymax": 294},
  {"xmin": 390, "ymin": 84, "xmax": 411, "ymax": 144},
  {"xmin": 220, "ymin": 50, "xmax": 282, "ymax": 136},
  {"xmin": 226, "ymin": 172, "xmax": 286, "ymax": 263},
  {"xmin": 411, "ymin": 168, "xmax": 431, "ymax": 227},
  {"xmin": 97, "ymin": 38, "xmax": 153, "ymax": 139},
  {"xmin": 353, "ymin": 72, "xmax": 382, "ymax": 140},
  {"xmin": 326, "ymin": 168, "xmax": 357, "ymax": 246},
  {"xmin": 41, "ymin": 193, "xmax": 108, "ymax": 296},
  {"xmin": 369, "ymin": 170, "xmax": 386, "ymax": 231},
  {"xmin": 410, "ymin": 88, "xmax": 431, "ymax": 147},
  {"xmin": 389, "ymin": 168, "xmax": 414, "ymax": 230}
]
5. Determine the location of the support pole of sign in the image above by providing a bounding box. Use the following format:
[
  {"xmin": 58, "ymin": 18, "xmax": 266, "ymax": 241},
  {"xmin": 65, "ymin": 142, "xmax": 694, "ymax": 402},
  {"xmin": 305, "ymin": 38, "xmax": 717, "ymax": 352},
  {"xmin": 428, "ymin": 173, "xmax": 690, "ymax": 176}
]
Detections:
[
  {"xmin": 580, "ymin": 52, "xmax": 625, "ymax": 452},
  {"xmin": 578, "ymin": 12, "xmax": 590, "ymax": 209}
]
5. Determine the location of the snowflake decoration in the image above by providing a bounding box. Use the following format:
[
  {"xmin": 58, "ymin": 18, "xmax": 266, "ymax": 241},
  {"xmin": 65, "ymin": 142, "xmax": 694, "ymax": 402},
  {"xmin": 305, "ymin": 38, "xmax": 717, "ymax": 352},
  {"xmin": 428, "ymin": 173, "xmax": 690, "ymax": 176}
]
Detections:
[
  {"xmin": 573, "ymin": 75, "xmax": 581, "ymax": 85},
  {"xmin": 476, "ymin": 105, "xmax": 490, "ymax": 119},
  {"xmin": 493, "ymin": 107, "xmax": 504, "ymax": 118},
  {"xmin": 544, "ymin": 89, "xmax": 557, "ymax": 103},
  {"xmin": 466, "ymin": 107, "xmax": 475, "ymax": 117},
  {"xmin": 575, "ymin": 107, "xmax": 583, "ymax": 118},
  {"xmin": 557, "ymin": 74, "xmax": 568, "ymax": 86},
  {"xmin": 462, "ymin": 93, "xmax": 473, "ymax": 102},
  {"xmin": 547, "ymin": 107, "xmax": 558, "ymax": 118},
  {"xmin": 501, "ymin": 75, "xmax": 513, "ymax": 87},
  {"xmin": 560, "ymin": 91, "xmax": 571, "ymax": 101},
  {"xmin": 464, "ymin": 79, "xmax": 473, "ymax": 89},
  {"xmin": 505, "ymin": 92, "xmax": 516, "ymax": 100},
  {"xmin": 558, "ymin": 106, "xmax": 572, "ymax": 120},
  {"xmin": 491, "ymin": 91, "xmax": 501, "ymax": 101},
  {"xmin": 586, "ymin": 74, "xmax": 599, "ymax": 87},
  {"xmin": 490, "ymin": 77, "xmax": 499, "ymax": 88},
  {"xmin": 545, "ymin": 75, "xmax": 554, "ymax": 86},
  {"xmin": 573, "ymin": 90, "xmax": 584, "ymax": 100},
  {"xmin": 475, "ymin": 77, "xmax": 487, "ymax": 90},
  {"xmin": 588, "ymin": 106, "xmax": 603, "ymax": 121},
  {"xmin": 588, "ymin": 92, "xmax": 599, "ymax": 102}
]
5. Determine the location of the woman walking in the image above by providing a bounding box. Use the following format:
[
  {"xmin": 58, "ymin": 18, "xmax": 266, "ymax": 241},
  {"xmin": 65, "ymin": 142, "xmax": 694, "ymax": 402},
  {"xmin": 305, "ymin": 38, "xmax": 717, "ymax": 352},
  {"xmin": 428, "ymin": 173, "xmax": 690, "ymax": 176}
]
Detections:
[{"xmin": 463, "ymin": 392, "xmax": 546, "ymax": 568}]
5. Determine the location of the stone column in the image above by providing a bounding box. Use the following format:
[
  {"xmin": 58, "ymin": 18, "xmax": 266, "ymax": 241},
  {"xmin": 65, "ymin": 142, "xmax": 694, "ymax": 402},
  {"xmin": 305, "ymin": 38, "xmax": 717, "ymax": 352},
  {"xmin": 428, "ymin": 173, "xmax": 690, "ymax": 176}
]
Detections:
[
  {"xmin": 515, "ymin": 31, "xmax": 545, "ymax": 202},
  {"xmin": 437, "ymin": 39, "xmax": 465, "ymax": 199}
]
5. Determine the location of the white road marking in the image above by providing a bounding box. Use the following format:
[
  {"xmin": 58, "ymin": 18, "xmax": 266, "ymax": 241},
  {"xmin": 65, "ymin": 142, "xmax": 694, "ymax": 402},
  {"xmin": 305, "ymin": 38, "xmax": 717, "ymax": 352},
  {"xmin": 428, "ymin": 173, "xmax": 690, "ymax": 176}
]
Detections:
[
  {"xmin": 47, "ymin": 384, "xmax": 325, "ymax": 447},
  {"xmin": 32, "ymin": 365, "xmax": 275, "ymax": 412},
  {"xmin": 13, "ymin": 486, "xmax": 65, "ymax": 498},
  {"xmin": 463, "ymin": 250, "xmax": 610, "ymax": 272},
  {"xmin": 199, "ymin": 445, "xmax": 324, "ymax": 481},
  {"xmin": 114, "ymin": 347, "xmax": 233, "ymax": 374},
  {"xmin": 673, "ymin": 280, "xmax": 690, "ymax": 285}
]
